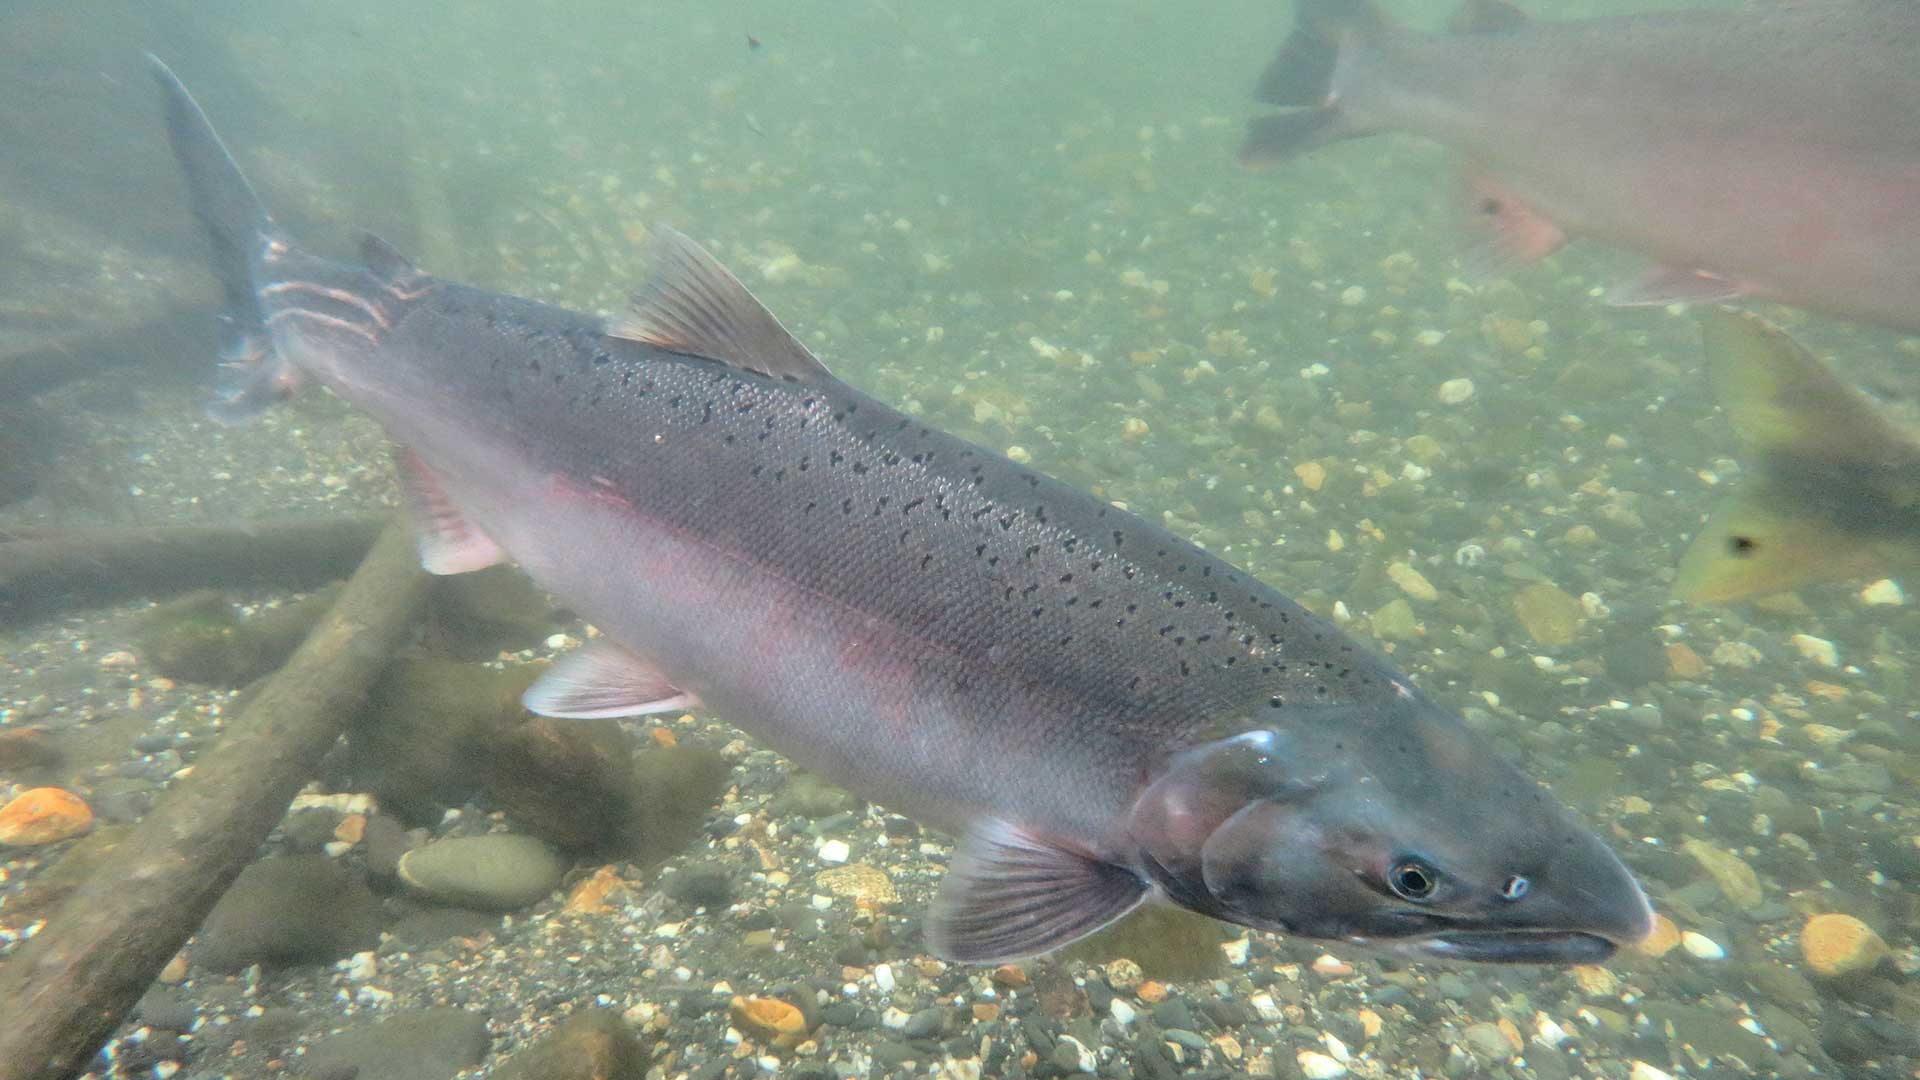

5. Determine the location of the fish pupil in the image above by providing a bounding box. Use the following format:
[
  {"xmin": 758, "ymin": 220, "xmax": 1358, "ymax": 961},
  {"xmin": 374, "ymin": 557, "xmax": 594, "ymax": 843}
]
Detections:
[
  {"xmin": 1389, "ymin": 859, "xmax": 1439, "ymax": 901},
  {"xmin": 1500, "ymin": 875, "xmax": 1530, "ymax": 901}
]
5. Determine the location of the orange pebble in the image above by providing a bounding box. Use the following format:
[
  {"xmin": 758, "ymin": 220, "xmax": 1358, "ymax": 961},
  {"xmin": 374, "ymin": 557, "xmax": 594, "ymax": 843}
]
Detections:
[
  {"xmin": 1802, "ymin": 913, "xmax": 1888, "ymax": 978},
  {"xmin": 650, "ymin": 726, "xmax": 678, "ymax": 748},
  {"xmin": 1636, "ymin": 913, "xmax": 1682, "ymax": 958},
  {"xmin": 1135, "ymin": 980, "xmax": 1168, "ymax": 1004},
  {"xmin": 730, "ymin": 995, "xmax": 809, "ymax": 1047},
  {"xmin": 0, "ymin": 787, "xmax": 93, "ymax": 846},
  {"xmin": 990, "ymin": 964, "xmax": 1029, "ymax": 989}
]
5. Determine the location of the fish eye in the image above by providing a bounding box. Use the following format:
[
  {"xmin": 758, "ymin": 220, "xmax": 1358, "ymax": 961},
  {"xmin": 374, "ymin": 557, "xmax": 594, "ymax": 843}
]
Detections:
[
  {"xmin": 1387, "ymin": 858, "xmax": 1439, "ymax": 902},
  {"xmin": 1499, "ymin": 875, "xmax": 1530, "ymax": 901}
]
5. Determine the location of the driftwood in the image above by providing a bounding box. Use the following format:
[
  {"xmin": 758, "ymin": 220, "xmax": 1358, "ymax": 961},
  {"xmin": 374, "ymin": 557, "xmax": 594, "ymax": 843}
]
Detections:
[
  {"xmin": 0, "ymin": 513, "xmax": 386, "ymax": 623},
  {"xmin": 0, "ymin": 520, "xmax": 426, "ymax": 1080}
]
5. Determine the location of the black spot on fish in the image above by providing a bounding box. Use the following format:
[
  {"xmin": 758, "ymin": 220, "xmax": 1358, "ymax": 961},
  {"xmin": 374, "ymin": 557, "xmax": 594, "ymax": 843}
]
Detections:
[
  {"xmin": 1730, "ymin": 534, "xmax": 1757, "ymax": 555},
  {"xmin": 1480, "ymin": 197, "xmax": 1502, "ymax": 216}
]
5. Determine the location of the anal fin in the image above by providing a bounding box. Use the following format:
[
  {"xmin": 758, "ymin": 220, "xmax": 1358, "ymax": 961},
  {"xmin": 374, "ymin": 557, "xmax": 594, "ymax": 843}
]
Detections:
[
  {"xmin": 523, "ymin": 641, "xmax": 700, "ymax": 719},
  {"xmin": 393, "ymin": 448, "xmax": 505, "ymax": 574},
  {"xmin": 926, "ymin": 819, "xmax": 1150, "ymax": 964}
]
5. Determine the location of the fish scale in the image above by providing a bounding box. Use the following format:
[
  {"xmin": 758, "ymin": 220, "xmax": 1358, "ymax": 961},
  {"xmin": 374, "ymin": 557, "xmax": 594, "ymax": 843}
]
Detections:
[{"xmin": 151, "ymin": 53, "xmax": 1652, "ymax": 966}]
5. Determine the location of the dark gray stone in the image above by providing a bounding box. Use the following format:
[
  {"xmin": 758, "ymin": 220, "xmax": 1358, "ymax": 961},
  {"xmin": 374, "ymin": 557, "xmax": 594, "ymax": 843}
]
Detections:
[
  {"xmin": 195, "ymin": 855, "xmax": 381, "ymax": 972},
  {"xmin": 300, "ymin": 1008, "xmax": 490, "ymax": 1080}
]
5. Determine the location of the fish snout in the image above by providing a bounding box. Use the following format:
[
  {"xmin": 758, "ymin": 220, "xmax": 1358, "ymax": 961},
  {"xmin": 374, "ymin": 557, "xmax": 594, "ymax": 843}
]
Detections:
[{"xmin": 1532, "ymin": 828, "xmax": 1656, "ymax": 950}]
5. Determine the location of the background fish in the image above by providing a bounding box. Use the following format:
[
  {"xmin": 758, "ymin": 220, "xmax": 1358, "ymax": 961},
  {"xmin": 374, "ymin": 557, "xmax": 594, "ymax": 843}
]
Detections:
[
  {"xmin": 1674, "ymin": 309, "xmax": 1920, "ymax": 605},
  {"xmin": 153, "ymin": 56, "xmax": 1650, "ymax": 965},
  {"xmin": 1243, "ymin": 0, "xmax": 1920, "ymax": 332}
]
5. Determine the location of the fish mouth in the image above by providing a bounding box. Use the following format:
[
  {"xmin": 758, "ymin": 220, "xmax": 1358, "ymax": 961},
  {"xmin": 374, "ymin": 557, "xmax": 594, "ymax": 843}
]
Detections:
[{"xmin": 1381, "ymin": 929, "xmax": 1621, "ymax": 965}]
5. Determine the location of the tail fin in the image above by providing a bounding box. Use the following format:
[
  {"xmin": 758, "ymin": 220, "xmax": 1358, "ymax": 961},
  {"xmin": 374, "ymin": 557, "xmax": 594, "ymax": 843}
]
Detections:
[
  {"xmin": 148, "ymin": 55, "xmax": 299, "ymax": 424},
  {"xmin": 1241, "ymin": 0, "xmax": 1388, "ymax": 167},
  {"xmin": 1672, "ymin": 309, "xmax": 1919, "ymax": 604}
]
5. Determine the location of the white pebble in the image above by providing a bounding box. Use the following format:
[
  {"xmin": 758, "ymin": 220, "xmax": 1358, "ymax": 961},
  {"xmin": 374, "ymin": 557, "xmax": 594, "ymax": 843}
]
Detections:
[
  {"xmin": 1437, "ymin": 377, "xmax": 1476, "ymax": 405},
  {"xmin": 1321, "ymin": 1033, "xmax": 1350, "ymax": 1063},
  {"xmin": 874, "ymin": 963, "xmax": 895, "ymax": 993},
  {"xmin": 1631, "ymin": 1062, "xmax": 1675, "ymax": 1080},
  {"xmin": 817, "ymin": 839, "xmax": 851, "ymax": 864},
  {"xmin": 881, "ymin": 1006, "xmax": 911, "ymax": 1030},
  {"xmin": 1681, "ymin": 931, "xmax": 1725, "ymax": 960},
  {"xmin": 1861, "ymin": 579, "xmax": 1905, "ymax": 606},
  {"xmin": 1220, "ymin": 936, "xmax": 1250, "ymax": 965},
  {"xmin": 1109, "ymin": 998, "xmax": 1137, "ymax": 1025},
  {"xmin": 1339, "ymin": 285, "xmax": 1367, "ymax": 307},
  {"xmin": 1006, "ymin": 445, "xmax": 1032, "ymax": 465},
  {"xmin": 1414, "ymin": 329, "xmax": 1446, "ymax": 347},
  {"xmin": 343, "ymin": 950, "xmax": 377, "ymax": 981},
  {"xmin": 1297, "ymin": 1050, "xmax": 1348, "ymax": 1080},
  {"xmin": 153, "ymin": 1062, "xmax": 181, "ymax": 1080},
  {"xmin": 1533, "ymin": 1013, "xmax": 1569, "ymax": 1047},
  {"xmin": 1249, "ymin": 993, "xmax": 1284, "ymax": 1022},
  {"xmin": 1057, "ymin": 1035, "xmax": 1097, "ymax": 1074},
  {"xmin": 1790, "ymin": 633, "xmax": 1839, "ymax": 668}
]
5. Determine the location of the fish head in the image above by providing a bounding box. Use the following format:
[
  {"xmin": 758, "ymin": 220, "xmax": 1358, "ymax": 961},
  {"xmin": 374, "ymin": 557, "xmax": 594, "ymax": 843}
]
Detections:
[{"xmin": 1129, "ymin": 695, "xmax": 1653, "ymax": 965}]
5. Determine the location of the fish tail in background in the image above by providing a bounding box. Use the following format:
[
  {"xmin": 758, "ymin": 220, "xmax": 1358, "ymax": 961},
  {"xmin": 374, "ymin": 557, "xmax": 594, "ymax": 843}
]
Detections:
[
  {"xmin": 148, "ymin": 54, "xmax": 299, "ymax": 424},
  {"xmin": 1672, "ymin": 309, "xmax": 1909, "ymax": 604},
  {"xmin": 1240, "ymin": 0, "xmax": 1390, "ymax": 166}
]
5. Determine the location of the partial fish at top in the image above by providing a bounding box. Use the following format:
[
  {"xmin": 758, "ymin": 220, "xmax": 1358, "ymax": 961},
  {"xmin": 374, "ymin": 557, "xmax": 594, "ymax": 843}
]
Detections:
[
  {"xmin": 149, "ymin": 57, "xmax": 1652, "ymax": 965},
  {"xmin": 1242, "ymin": 0, "xmax": 1920, "ymax": 333}
]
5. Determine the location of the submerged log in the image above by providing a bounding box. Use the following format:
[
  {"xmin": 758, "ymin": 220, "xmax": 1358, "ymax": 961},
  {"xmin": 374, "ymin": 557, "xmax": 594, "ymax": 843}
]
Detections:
[
  {"xmin": 0, "ymin": 513, "xmax": 386, "ymax": 623},
  {"xmin": 0, "ymin": 520, "xmax": 425, "ymax": 1080}
]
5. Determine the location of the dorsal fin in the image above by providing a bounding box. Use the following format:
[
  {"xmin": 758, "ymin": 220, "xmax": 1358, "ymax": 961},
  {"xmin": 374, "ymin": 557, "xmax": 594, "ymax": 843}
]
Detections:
[
  {"xmin": 1449, "ymin": 0, "xmax": 1529, "ymax": 33},
  {"xmin": 608, "ymin": 225, "xmax": 831, "ymax": 382},
  {"xmin": 359, "ymin": 232, "xmax": 418, "ymax": 282}
]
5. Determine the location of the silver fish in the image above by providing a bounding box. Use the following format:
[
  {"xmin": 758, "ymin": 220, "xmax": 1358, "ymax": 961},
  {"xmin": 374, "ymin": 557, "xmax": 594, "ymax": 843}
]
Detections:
[
  {"xmin": 153, "ymin": 56, "xmax": 1651, "ymax": 964},
  {"xmin": 1243, "ymin": 0, "xmax": 1920, "ymax": 333}
]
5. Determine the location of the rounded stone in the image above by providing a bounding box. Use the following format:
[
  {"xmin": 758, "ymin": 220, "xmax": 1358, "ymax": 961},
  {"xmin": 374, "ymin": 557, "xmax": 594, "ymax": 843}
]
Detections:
[{"xmin": 398, "ymin": 833, "xmax": 567, "ymax": 911}]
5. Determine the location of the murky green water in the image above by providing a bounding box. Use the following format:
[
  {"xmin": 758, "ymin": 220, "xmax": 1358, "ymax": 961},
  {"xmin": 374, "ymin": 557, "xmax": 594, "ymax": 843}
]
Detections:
[{"xmin": 4, "ymin": 2, "xmax": 1920, "ymax": 1078}]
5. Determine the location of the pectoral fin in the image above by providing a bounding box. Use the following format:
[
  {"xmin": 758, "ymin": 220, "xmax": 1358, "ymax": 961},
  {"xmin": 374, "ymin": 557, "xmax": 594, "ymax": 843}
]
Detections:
[
  {"xmin": 1459, "ymin": 173, "xmax": 1566, "ymax": 278},
  {"xmin": 393, "ymin": 448, "xmax": 505, "ymax": 574},
  {"xmin": 522, "ymin": 641, "xmax": 700, "ymax": 719},
  {"xmin": 926, "ymin": 819, "xmax": 1150, "ymax": 964},
  {"xmin": 1606, "ymin": 266, "xmax": 1749, "ymax": 308}
]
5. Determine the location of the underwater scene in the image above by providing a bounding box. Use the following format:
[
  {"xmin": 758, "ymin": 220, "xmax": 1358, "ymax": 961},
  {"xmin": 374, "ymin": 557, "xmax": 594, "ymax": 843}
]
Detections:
[{"xmin": 2, "ymin": 1, "xmax": 1918, "ymax": 1078}]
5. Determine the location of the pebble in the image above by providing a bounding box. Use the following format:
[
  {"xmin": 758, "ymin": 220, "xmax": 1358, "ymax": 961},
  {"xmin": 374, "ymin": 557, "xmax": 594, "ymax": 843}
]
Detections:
[
  {"xmin": 817, "ymin": 838, "xmax": 851, "ymax": 864},
  {"xmin": 397, "ymin": 833, "xmax": 567, "ymax": 912},
  {"xmin": 1790, "ymin": 633, "xmax": 1839, "ymax": 668},
  {"xmin": 1387, "ymin": 562, "xmax": 1438, "ymax": 603},
  {"xmin": 490, "ymin": 1009, "xmax": 648, "ymax": 1080},
  {"xmin": 1860, "ymin": 579, "xmax": 1904, "ymax": 605},
  {"xmin": 1680, "ymin": 931, "xmax": 1726, "ymax": 960},
  {"xmin": 0, "ymin": 787, "xmax": 93, "ymax": 846},
  {"xmin": 298, "ymin": 1008, "xmax": 490, "ymax": 1080},
  {"xmin": 1801, "ymin": 912, "xmax": 1887, "ymax": 977},
  {"xmin": 1298, "ymin": 1050, "xmax": 1348, "ymax": 1079},
  {"xmin": 1108, "ymin": 999, "xmax": 1137, "ymax": 1025},
  {"xmin": 1436, "ymin": 377, "xmax": 1475, "ymax": 405},
  {"xmin": 195, "ymin": 855, "xmax": 382, "ymax": 972},
  {"xmin": 732, "ymin": 996, "xmax": 810, "ymax": 1048},
  {"xmin": 344, "ymin": 950, "xmax": 378, "ymax": 981}
]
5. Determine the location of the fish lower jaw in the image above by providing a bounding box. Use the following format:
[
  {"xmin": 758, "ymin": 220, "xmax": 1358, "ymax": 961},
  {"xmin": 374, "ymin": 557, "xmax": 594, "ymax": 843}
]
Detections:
[{"xmin": 1351, "ymin": 929, "xmax": 1621, "ymax": 966}]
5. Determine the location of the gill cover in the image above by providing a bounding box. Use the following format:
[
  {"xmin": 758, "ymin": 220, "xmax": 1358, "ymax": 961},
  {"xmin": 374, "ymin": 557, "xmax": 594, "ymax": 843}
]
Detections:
[{"xmin": 1126, "ymin": 730, "xmax": 1322, "ymax": 922}]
